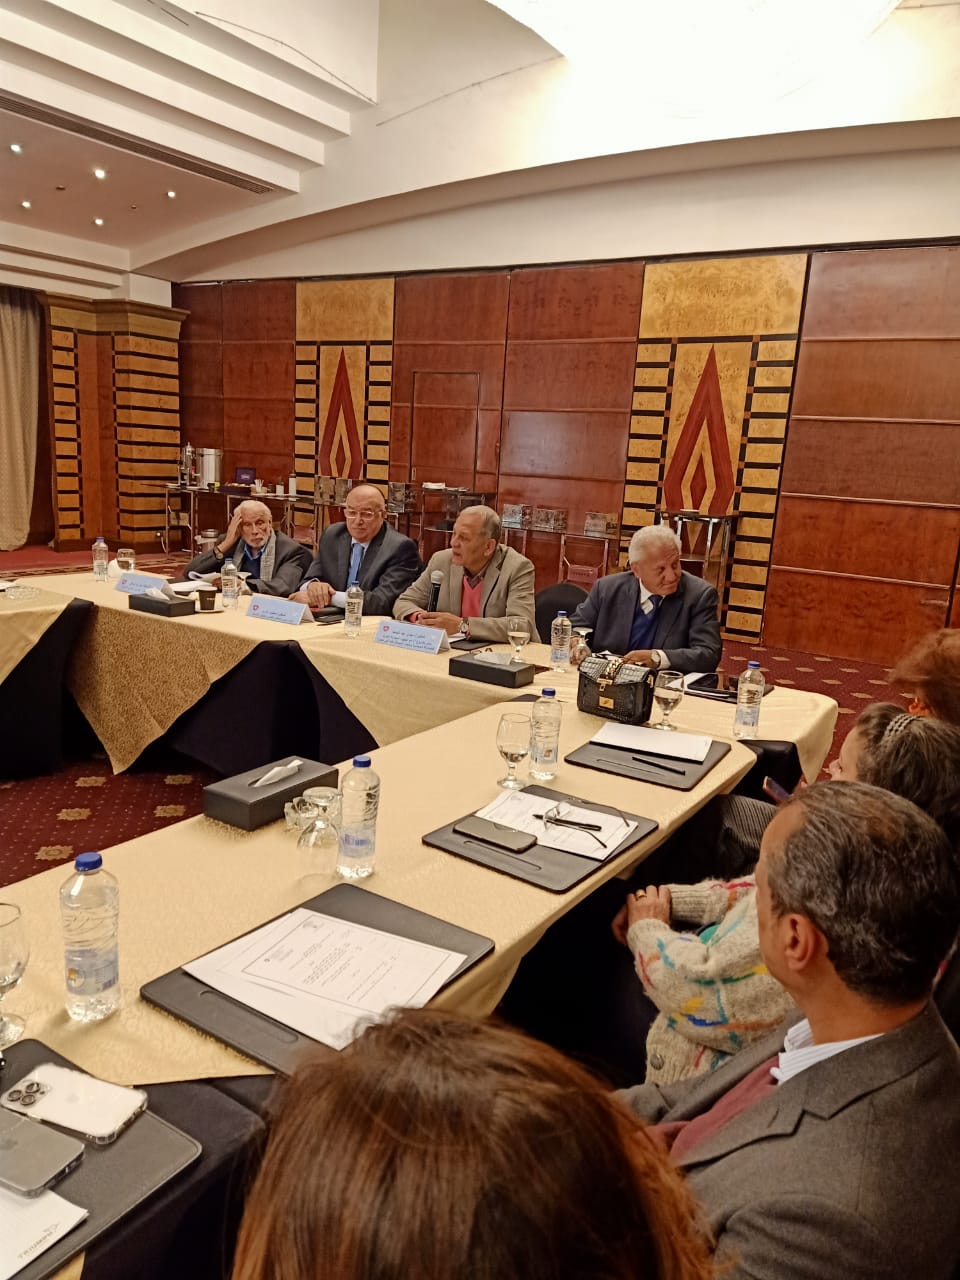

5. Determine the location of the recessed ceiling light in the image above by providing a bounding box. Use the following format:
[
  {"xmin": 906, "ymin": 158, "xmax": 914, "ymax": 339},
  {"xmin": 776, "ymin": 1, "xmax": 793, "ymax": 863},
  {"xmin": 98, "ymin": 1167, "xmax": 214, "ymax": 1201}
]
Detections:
[
  {"xmin": 166, "ymin": 190, "xmax": 176, "ymax": 199},
  {"xmin": 21, "ymin": 200, "xmax": 31, "ymax": 209},
  {"xmin": 93, "ymin": 217, "xmax": 104, "ymax": 226},
  {"xmin": 55, "ymin": 185, "xmax": 66, "ymax": 192},
  {"xmin": 130, "ymin": 204, "xmax": 138, "ymax": 210},
  {"xmin": 10, "ymin": 143, "xmax": 22, "ymax": 154},
  {"xmin": 93, "ymin": 167, "xmax": 107, "ymax": 180}
]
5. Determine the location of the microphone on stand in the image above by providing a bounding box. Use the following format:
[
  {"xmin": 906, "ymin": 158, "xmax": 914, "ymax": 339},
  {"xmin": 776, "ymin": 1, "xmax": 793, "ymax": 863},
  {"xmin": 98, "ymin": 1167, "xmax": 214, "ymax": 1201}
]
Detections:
[{"xmin": 426, "ymin": 570, "xmax": 443, "ymax": 612}]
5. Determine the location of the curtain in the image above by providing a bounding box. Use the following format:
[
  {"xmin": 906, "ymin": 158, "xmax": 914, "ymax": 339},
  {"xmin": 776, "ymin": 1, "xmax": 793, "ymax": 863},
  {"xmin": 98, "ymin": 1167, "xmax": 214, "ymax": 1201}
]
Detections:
[{"xmin": 0, "ymin": 285, "xmax": 42, "ymax": 550}]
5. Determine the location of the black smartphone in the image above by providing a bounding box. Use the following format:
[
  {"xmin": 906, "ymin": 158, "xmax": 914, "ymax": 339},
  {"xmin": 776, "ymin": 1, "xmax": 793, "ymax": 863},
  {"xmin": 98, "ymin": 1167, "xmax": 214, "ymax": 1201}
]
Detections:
[
  {"xmin": 453, "ymin": 816, "xmax": 537, "ymax": 853},
  {"xmin": 762, "ymin": 775, "xmax": 791, "ymax": 805}
]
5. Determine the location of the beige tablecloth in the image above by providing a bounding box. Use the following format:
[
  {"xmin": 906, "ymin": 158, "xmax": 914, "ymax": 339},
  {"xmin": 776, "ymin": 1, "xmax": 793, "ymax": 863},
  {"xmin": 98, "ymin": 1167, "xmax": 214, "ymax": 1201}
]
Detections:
[
  {"xmin": 0, "ymin": 586, "xmax": 70, "ymax": 683},
  {"xmin": 2, "ymin": 701, "xmax": 759, "ymax": 1086}
]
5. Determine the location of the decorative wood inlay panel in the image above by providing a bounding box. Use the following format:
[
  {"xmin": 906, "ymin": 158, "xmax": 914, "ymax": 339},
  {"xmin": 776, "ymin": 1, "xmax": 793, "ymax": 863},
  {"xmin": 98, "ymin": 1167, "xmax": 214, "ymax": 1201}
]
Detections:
[{"xmin": 624, "ymin": 255, "xmax": 807, "ymax": 640}]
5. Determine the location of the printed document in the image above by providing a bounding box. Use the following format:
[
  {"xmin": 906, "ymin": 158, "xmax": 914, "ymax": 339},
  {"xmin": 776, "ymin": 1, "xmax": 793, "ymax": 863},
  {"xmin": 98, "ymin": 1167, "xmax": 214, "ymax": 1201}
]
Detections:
[
  {"xmin": 0, "ymin": 1186, "xmax": 87, "ymax": 1280},
  {"xmin": 184, "ymin": 909, "xmax": 467, "ymax": 1049},
  {"xmin": 476, "ymin": 790, "xmax": 636, "ymax": 860},
  {"xmin": 590, "ymin": 722, "xmax": 710, "ymax": 762}
]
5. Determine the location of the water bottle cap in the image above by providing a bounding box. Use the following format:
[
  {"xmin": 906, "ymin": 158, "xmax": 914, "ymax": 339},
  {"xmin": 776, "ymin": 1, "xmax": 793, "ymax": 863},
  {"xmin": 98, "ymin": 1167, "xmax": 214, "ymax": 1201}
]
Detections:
[
  {"xmin": 748, "ymin": 661, "xmax": 761, "ymax": 668},
  {"xmin": 542, "ymin": 688, "xmax": 556, "ymax": 697},
  {"xmin": 352, "ymin": 755, "xmax": 371, "ymax": 768},
  {"xmin": 75, "ymin": 852, "xmax": 102, "ymax": 871},
  {"xmin": 556, "ymin": 611, "xmax": 567, "ymax": 617}
]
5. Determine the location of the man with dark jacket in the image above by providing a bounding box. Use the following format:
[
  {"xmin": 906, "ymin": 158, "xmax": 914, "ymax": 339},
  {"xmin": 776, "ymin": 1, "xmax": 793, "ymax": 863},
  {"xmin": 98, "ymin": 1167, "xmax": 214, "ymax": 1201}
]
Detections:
[
  {"xmin": 290, "ymin": 484, "xmax": 419, "ymax": 616},
  {"xmin": 184, "ymin": 499, "xmax": 311, "ymax": 597}
]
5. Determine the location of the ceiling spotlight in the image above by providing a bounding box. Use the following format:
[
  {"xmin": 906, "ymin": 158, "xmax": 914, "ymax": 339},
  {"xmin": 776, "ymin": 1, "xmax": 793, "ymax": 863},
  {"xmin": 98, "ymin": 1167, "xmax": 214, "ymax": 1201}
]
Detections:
[
  {"xmin": 21, "ymin": 200, "xmax": 31, "ymax": 209},
  {"xmin": 93, "ymin": 167, "xmax": 106, "ymax": 180},
  {"xmin": 93, "ymin": 217, "xmax": 104, "ymax": 226},
  {"xmin": 130, "ymin": 204, "xmax": 138, "ymax": 210},
  {"xmin": 55, "ymin": 185, "xmax": 66, "ymax": 192},
  {"xmin": 10, "ymin": 143, "xmax": 22, "ymax": 154},
  {"xmin": 166, "ymin": 190, "xmax": 176, "ymax": 199}
]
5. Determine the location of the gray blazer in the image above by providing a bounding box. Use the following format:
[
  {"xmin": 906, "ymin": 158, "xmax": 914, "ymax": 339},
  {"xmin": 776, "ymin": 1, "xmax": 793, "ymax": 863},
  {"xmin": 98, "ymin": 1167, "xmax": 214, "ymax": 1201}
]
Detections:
[
  {"xmin": 393, "ymin": 544, "xmax": 536, "ymax": 643},
  {"xmin": 621, "ymin": 1004, "xmax": 960, "ymax": 1280},
  {"xmin": 185, "ymin": 531, "xmax": 311, "ymax": 598},
  {"xmin": 570, "ymin": 570, "xmax": 721, "ymax": 673},
  {"xmin": 300, "ymin": 522, "xmax": 420, "ymax": 616}
]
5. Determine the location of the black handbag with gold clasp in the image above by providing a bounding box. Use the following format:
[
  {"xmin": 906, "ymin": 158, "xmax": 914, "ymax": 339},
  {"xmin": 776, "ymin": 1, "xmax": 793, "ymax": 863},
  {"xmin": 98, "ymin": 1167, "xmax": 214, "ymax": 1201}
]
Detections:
[{"xmin": 576, "ymin": 655, "xmax": 655, "ymax": 725}]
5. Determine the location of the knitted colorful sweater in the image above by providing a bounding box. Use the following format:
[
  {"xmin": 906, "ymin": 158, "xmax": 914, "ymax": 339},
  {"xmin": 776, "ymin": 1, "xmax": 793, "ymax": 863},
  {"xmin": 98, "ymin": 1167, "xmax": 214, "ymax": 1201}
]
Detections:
[{"xmin": 625, "ymin": 877, "xmax": 795, "ymax": 1085}]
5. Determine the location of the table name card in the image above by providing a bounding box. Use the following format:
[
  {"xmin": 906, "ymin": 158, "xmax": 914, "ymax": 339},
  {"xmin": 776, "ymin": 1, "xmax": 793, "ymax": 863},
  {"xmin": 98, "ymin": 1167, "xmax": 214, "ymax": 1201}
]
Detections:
[
  {"xmin": 247, "ymin": 597, "xmax": 311, "ymax": 625},
  {"xmin": 115, "ymin": 572, "xmax": 171, "ymax": 595},
  {"xmin": 374, "ymin": 619, "xmax": 451, "ymax": 654}
]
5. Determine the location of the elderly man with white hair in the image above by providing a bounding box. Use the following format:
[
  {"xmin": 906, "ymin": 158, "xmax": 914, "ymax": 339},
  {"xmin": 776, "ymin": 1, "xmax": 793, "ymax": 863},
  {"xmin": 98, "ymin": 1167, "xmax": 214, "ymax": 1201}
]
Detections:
[
  {"xmin": 184, "ymin": 499, "xmax": 312, "ymax": 597},
  {"xmin": 570, "ymin": 524, "xmax": 721, "ymax": 673}
]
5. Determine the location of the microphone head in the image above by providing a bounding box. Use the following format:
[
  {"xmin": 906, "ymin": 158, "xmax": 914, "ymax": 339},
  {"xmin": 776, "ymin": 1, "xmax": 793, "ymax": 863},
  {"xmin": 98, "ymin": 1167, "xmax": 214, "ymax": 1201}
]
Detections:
[{"xmin": 430, "ymin": 570, "xmax": 443, "ymax": 584}]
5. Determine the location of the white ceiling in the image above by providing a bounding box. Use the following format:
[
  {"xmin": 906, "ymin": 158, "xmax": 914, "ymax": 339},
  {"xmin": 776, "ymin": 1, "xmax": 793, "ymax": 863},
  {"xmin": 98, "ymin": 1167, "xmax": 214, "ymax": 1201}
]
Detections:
[{"xmin": 0, "ymin": 0, "xmax": 957, "ymax": 299}]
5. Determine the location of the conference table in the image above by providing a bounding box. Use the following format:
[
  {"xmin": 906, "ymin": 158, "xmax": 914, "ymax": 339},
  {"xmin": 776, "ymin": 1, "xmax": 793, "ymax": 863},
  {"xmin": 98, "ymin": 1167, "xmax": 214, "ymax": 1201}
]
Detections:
[
  {"xmin": 4, "ymin": 680, "xmax": 835, "ymax": 1280},
  {"xmin": 16, "ymin": 572, "xmax": 837, "ymax": 784}
]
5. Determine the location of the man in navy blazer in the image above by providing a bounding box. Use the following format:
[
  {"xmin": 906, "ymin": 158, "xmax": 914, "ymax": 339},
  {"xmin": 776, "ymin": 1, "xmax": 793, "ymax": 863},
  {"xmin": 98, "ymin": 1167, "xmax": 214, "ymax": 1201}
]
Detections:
[
  {"xmin": 620, "ymin": 783, "xmax": 960, "ymax": 1280},
  {"xmin": 291, "ymin": 484, "xmax": 419, "ymax": 616},
  {"xmin": 571, "ymin": 524, "xmax": 721, "ymax": 673}
]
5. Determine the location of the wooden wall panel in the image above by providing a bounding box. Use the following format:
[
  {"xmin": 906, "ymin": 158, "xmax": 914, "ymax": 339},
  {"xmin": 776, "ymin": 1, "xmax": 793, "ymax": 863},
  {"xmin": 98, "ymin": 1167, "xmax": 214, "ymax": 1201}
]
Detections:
[
  {"xmin": 222, "ymin": 280, "xmax": 295, "ymax": 343},
  {"xmin": 625, "ymin": 255, "xmax": 807, "ymax": 640},
  {"xmin": 763, "ymin": 570, "xmax": 947, "ymax": 665},
  {"xmin": 503, "ymin": 342, "xmax": 636, "ymax": 412},
  {"xmin": 395, "ymin": 273, "xmax": 509, "ymax": 343},
  {"xmin": 766, "ymin": 245, "xmax": 960, "ymax": 663},
  {"xmin": 780, "ymin": 419, "xmax": 960, "ymax": 505},
  {"xmin": 772, "ymin": 497, "xmax": 960, "ymax": 583},
  {"xmin": 507, "ymin": 263, "xmax": 645, "ymax": 341},
  {"xmin": 791, "ymin": 340, "xmax": 960, "ymax": 421},
  {"xmin": 802, "ymin": 246, "xmax": 960, "ymax": 338}
]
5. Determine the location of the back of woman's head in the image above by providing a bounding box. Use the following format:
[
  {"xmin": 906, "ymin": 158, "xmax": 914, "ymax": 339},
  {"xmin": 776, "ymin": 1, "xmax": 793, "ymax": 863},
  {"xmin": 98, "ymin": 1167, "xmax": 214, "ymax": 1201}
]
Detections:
[
  {"xmin": 855, "ymin": 703, "xmax": 960, "ymax": 847},
  {"xmin": 232, "ymin": 1008, "xmax": 713, "ymax": 1280},
  {"xmin": 890, "ymin": 629, "xmax": 960, "ymax": 724}
]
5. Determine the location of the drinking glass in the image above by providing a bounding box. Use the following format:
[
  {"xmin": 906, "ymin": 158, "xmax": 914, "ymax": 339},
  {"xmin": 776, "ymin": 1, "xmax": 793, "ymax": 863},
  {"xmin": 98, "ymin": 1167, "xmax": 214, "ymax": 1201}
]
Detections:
[
  {"xmin": 496, "ymin": 713, "xmax": 531, "ymax": 789},
  {"xmin": 297, "ymin": 788, "xmax": 342, "ymax": 883},
  {"xmin": 117, "ymin": 547, "xmax": 136, "ymax": 571},
  {"xmin": 238, "ymin": 570, "xmax": 252, "ymax": 594},
  {"xmin": 506, "ymin": 615, "xmax": 530, "ymax": 661},
  {"xmin": 570, "ymin": 626, "xmax": 591, "ymax": 668},
  {"xmin": 653, "ymin": 669, "xmax": 684, "ymax": 731},
  {"xmin": 0, "ymin": 903, "xmax": 29, "ymax": 1048}
]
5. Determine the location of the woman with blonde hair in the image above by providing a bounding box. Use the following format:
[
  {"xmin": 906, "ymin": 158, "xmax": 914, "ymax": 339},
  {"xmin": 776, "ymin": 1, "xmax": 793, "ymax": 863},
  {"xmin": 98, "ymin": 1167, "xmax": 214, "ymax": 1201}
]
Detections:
[
  {"xmin": 232, "ymin": 1007, "xmax": 714, "ymax": 1280},
  {"xmin": 890, "ymin": 627, "xmax": 960, "ymax": 724}
]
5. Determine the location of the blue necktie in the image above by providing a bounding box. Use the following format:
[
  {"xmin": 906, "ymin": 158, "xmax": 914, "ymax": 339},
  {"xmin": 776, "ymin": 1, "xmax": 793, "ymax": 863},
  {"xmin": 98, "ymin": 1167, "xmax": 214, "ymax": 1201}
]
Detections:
[
  {"xmin": 628, "ymin": 594, "xmax": 661, "ymax": 652},
  {"xmin": 347, "ymin": 541, "xmax": 363, "ymax": 587}
]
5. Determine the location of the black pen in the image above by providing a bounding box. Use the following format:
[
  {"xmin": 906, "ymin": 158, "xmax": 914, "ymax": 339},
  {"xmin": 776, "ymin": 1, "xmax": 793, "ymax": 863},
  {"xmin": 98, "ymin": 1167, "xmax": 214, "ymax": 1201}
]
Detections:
[
  {"xmin": 629, "ymin": 755, "xmax": 686, "ymax": 776},
  {"xmin": 533, "ymin": 813, "xmax": 603, "ymax": 831}
]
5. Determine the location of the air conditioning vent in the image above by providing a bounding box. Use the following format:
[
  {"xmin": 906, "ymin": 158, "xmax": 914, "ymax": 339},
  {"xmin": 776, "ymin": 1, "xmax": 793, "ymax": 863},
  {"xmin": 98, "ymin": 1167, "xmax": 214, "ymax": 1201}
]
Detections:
[{"xmin": 0, "ymin": 95, "xmax": 275, "ymax": 194}]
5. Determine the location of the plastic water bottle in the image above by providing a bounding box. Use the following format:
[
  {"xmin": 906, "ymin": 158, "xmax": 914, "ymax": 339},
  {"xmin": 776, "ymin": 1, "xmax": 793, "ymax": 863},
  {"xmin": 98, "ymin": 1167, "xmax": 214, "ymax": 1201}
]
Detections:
[
  {"xmin": 734, "ymin": 661, "xmax": 765, "ymax": 739},
  {"xmin": 345, "ymin": 584, "xmax": 364, "ymax": 638},
  {"xmin": 530, "ymin": 688, "xmax": 562, "ymax": 781},
  {"xmin": 92, "ymin": 537, "xmax": 109, "ymax": 582},
  {"xmin": 60, "ymin": 852, "xmax": 120, "ymax": 1022},
  {"xmin": 221, "ymin": 557, "xmax": 239, "ymax": 608},
  {"xmin": 337, "ymin": 756, "xmax": 379, "ymax": 878},
  {"xmin": 550, "ymin": 611, "xmax": 572, "ymax": 670}
]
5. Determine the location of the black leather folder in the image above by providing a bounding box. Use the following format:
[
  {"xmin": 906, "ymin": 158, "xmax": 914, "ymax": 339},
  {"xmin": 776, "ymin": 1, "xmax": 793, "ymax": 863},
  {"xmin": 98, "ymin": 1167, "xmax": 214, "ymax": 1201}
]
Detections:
[
  {"xmin": 0, "ymin": 1040, "xmax": 201, "ymax": 1280},
  {"xmin": 422, "ymin": 784, "xmax": 657, "ymax": 893},
  {"xmin": 564, "ymin": 738, "xmax": 731, "ymax": 791},
  {"xmin": 141, "ymin": 884, "xmax": 494, "ymax": 1075}
]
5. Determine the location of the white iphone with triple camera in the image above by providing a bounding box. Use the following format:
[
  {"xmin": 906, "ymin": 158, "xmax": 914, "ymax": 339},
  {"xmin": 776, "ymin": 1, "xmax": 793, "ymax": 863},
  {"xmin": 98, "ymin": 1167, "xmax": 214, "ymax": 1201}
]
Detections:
[{"xmin": 1, "ymin": 1064, "xmax": 147, "ymax": 1145}]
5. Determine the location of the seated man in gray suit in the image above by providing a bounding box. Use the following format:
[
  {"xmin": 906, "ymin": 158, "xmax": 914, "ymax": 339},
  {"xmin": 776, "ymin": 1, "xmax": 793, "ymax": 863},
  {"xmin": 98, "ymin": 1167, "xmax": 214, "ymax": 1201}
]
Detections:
[
  {"xmin": 571, "ymin": 524, "xmax": 721, "ymax": 673},
  {"xmin": 184, "ymin": 499, "xmax": 311, "ymax": 597},
  {"xmin": 290, "ymin": 484, "xmax": 419, "ymax": 616},
  {"xmin": 621, "ymin": 782, "xmax": 960, "ymax": 1280},
  {"xmin": 393, "ymin": 505, "xmax": 536, "ymax": 644}
]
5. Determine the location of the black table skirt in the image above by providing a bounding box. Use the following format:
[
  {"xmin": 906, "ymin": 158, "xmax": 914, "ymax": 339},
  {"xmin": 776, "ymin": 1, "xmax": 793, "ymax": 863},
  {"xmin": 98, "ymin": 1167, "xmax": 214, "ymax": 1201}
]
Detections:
[
  {"xmin": 0, "ymin": 598, "xmax": 93, "ymax": 778},
  {"xmin": 157, "ymin": 641, "xmax": 377, "ymax": 776}
]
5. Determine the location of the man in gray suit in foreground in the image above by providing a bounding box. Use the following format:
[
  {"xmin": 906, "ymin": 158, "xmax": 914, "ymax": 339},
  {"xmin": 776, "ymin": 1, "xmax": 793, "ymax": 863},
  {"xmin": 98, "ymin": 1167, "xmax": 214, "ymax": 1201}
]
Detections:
[
  {"xmin": 621, "ymin": 782, "xmax": 960, "ymax": 1280},
  {"xmin": 571, "ymin": 524, "xmax": 721, "ymax": 673}
]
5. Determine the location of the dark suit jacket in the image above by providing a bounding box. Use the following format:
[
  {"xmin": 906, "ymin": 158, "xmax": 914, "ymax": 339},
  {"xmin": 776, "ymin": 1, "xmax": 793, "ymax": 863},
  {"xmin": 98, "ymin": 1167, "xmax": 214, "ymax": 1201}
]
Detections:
[
  {"xmin": 621, "ymin": 1004, "xmax": 960, "ymax": 1280},
  {"xmin": 185, "ymin": 531, "xmax": 311, "ymax": 598},
  {"xmin": 570, "ymin": 570, "xmax": 721, "ymax": 673},
  {"xmin": 300, "ymin": 522, "xmax": 419, "ymax": 616},
  {"xmin": 393, "ymin": 544, "xmax": 536, "ymax": 643}
]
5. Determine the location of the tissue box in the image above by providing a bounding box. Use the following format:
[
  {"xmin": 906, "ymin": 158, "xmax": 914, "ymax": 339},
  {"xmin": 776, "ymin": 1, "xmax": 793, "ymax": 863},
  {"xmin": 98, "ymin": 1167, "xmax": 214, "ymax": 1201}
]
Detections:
[
  {"xmin": 203, "ymin": 757, "xmax": 340, "ymax": 831},
  {"xmin": 449, "ymin": 654, "xmax": 535, "ymax": 689},
  {"xmin": 129, "ymin": 594, "xmax": 195, "ymax": 618}
]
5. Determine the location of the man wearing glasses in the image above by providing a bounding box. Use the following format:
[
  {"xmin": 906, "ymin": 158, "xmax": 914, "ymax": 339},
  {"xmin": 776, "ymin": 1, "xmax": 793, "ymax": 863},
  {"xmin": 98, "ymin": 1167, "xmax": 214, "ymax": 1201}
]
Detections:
[{"xmin": 291, "ymin": 483, "xmax": 420, "ymax": 615}]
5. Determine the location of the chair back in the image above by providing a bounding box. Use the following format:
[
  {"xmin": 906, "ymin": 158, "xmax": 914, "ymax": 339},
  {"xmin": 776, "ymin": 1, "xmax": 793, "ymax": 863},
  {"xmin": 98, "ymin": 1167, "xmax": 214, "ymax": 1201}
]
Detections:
[{"xmin": 534, "ymin": 583, "xmax": 588, "ymax": 643}]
